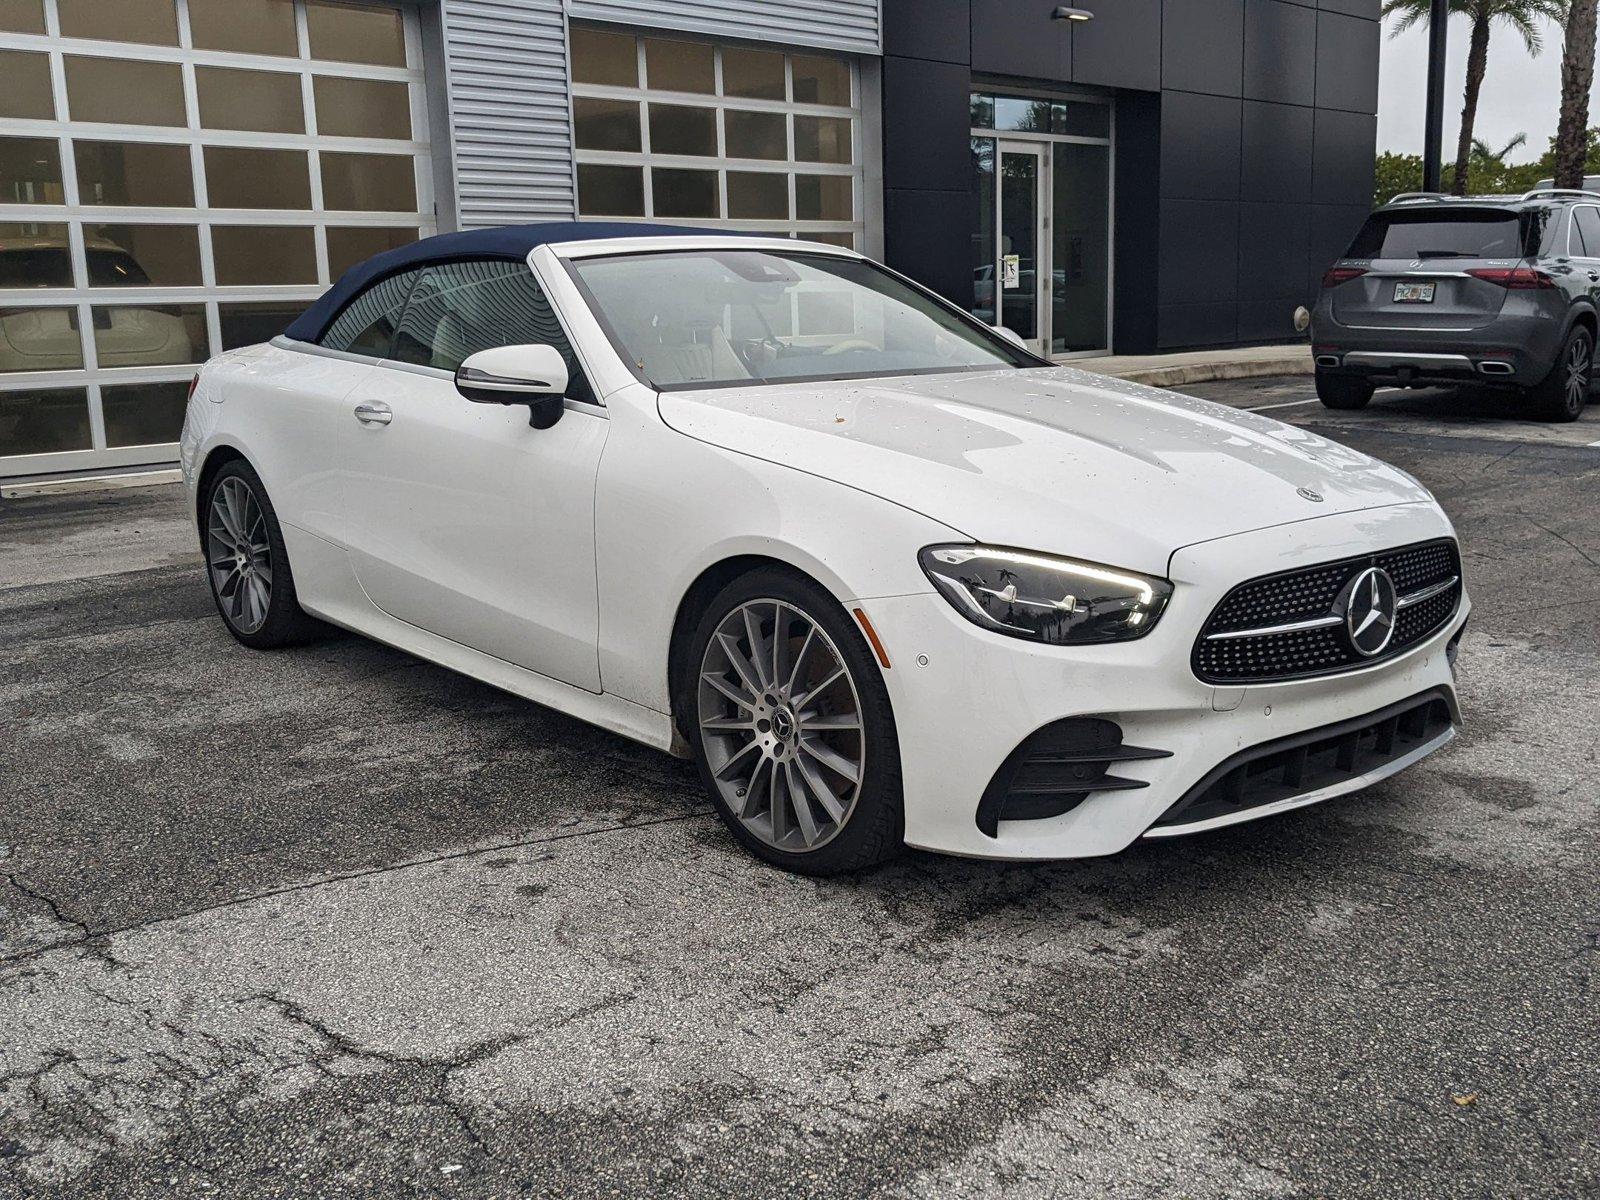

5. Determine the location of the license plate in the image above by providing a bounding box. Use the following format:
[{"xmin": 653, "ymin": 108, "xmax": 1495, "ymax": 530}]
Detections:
[{"xmin": 1393, "ymin": 281, "xmax": 1436, "ymax": 303}]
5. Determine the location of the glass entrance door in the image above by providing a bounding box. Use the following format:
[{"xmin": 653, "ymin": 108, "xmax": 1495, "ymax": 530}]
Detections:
[
  {"xmin": 969, "ymin": 93, "xmax": 1113, "ymax": 358},
  {"xmin": 997, "ymin": 141, "xmax": 1046, "ymax": 353}
]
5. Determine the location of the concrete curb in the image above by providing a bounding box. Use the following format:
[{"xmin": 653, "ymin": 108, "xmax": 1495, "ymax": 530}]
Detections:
[
  {"xmin": 2, "ymin": 468, "xmax": 182, "ymax": 500},
  {"xmin": 1081, "ymin": 352, "xmax": 1314, "ymax": 389}
]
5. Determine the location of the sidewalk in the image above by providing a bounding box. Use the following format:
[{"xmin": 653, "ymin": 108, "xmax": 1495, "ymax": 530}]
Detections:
[{"xmin": 1075, "ymin": 343, "xmax": 1312, "ymax": 387}]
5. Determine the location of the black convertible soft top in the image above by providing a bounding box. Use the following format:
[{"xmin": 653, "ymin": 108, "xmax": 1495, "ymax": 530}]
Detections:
[{"xmin": 282, "ymin": 221, "xmax": 728, "ymax": 344}]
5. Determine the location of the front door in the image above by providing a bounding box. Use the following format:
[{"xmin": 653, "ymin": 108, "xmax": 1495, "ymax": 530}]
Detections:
[
  {"xmin": 334, "ymin": 260, "xmax": 609, "ymax": 693},
  {"xmin": 997, "ymin": 141, "xmax": 1047, "ymax": 355}
]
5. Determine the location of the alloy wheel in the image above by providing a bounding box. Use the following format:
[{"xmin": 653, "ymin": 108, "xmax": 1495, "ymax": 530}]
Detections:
[
  {"xmin": 697, "ymin": 599, "xmax": 865, "ymax": 853},
  {"xmin": 1566, "ymin": 335, "xmax": 1591, "ymax": 413},
  {"xmin": 207, "ymin": 476, "xmax": 272, "ymax": 634}
]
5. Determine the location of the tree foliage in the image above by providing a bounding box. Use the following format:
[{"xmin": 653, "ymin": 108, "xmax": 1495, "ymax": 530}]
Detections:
[{"xmin": 1373, "ymin": 127, "xmax": 1600, "ymax": 205}]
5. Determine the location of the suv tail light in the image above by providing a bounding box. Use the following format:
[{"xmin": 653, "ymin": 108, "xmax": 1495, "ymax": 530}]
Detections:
[
  {"xmin": 1466, "ymin": 266, "xmax": 1556, "ymax": 289},
  {"xmin": 1321, "ymin": 266, "xmax": 1367, "ymax": 288},
  {"xmin": 187, "ymin": 373, "xmax": 200, "ymax": 401}
]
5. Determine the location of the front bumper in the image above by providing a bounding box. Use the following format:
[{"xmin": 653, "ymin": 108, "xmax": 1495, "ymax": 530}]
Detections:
[{"xmin": 860, "ymin": 503, "xmax": 1467, "ymax": 860}]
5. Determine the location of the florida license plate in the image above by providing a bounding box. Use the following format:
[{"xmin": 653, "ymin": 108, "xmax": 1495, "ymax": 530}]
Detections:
[{"xmin": 1393, "ymin": 281, "xmax": 1436, "ymax": 303}]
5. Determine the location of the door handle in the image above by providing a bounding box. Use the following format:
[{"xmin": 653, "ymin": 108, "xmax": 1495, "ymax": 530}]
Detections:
[{"xmin": 353, "ymin": 402, "xmax": 392, "ymax": 426}]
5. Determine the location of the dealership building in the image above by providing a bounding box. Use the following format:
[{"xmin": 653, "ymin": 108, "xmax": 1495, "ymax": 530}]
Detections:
[{"xmin": 0, "ymin": 0, "xmax": 1379, "ymax": 480}]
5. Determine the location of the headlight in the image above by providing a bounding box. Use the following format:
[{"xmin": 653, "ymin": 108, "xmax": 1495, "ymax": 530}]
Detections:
[{"xmin": 918, "ymin": 544, "xmax": 1173, "ymax": 645}]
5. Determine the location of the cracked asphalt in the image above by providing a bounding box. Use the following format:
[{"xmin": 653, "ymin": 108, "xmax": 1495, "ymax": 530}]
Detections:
[{"xmin": 1, "ymin": 377, "xmax": 1597, "ymax": 1198}]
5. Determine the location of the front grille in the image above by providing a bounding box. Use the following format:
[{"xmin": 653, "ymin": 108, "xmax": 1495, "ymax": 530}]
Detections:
[
  {"xmin": 1148, "ymin": 690, "xmax": 1455, "ymax": 831},
  {"xmin": 1193, "ymin": 539, "xmax": 1462, "ymax": 684},
  {"xmin": 975, "ymin": 718, "xmax": 1170, "ymax": 838}
]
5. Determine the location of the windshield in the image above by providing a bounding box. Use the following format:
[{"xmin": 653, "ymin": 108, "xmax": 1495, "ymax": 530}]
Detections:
[
  {"xmin": 1346, "ymin": 210, "xmax": 1528, "ymax": 260},
  {"xmin": 569, "ymin": 249, "xmax": 1038, "ymax": 390}
]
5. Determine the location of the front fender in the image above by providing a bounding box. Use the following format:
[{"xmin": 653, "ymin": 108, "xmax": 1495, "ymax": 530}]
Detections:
[{"xmin": 594, "ymin": 387, "xmax": 960, "ymax": 713}]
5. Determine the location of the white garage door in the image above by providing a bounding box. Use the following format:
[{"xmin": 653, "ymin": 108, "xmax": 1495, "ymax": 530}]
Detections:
[{"xmin": 0, "ymin": 0, "xmax": 435, "ymax": 480}]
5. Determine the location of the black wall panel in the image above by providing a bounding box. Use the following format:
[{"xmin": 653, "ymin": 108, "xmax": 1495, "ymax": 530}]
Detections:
[
  {"xmin": 1314, "ymin": 9, "xmax": 1380, "ymax": 113},
  {"xmin": 1317, "ymin": 0, "xmax": 1379, "ymax": 19},
  {"xmin": 1159, "ymin": 199, "xmax": 1240, "ymax": 306},
  {"xmin": 1072, "ymin": 0, "xmax": 1161, "ymax": 91},
  {"xmin": 1236, "ymin": 201, "xmax": 1310, "ymax": 301},
  {"xmin": 1313, "ymin": 107, "xmax": 1378, "ymax": 206},
  {"xmin": 970, "ymin": 0, "xmax": 1066, "ymax": 81},
  {"xmin": 882, "ymin": 56, "xmax": 972, "ymax": 193},
  {"xmin": 1241, "ymin": 100, "xmax": 1314, "ymax": 203},
  {"xmin": 883, "ymin": 0, "xmax": 969, "ymax": 64},
  {"xmin": 1158, "ymin": 301, "xmax": 1239, "ymax": 348},
  {"xmin": 884, "ymin": 188, "xmax": 973, "ymax": 304},
  {"xmin": 1242, "ymin": 0, "xmax": 1317, "ymax": 107},
  {"xmin": 1161, "ymin": 93, "xmax": 1243, "ymax": 201},
  {"xmin": 1161, "ymin": 0, "xmax": 1244, "ymax": 98}
]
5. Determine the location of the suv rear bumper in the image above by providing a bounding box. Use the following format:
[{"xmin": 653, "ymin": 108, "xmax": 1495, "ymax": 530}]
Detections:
[{"xmin": 1311, "ymin": 309, "xmax": 1566, "ymax": 387}]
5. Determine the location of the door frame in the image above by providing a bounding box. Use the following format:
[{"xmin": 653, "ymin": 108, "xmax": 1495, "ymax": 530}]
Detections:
[
  {"xmin": 971, "ymin": 89, "xmax": 1116, "ymax": 359},
  {"xmin": 994, "ymin": 139, "xmax": 1049, "ymax": 356}
]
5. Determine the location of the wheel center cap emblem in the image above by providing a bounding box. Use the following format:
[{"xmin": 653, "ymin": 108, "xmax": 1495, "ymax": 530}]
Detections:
[
  {"xmin": 772, "ymin": 709, "xmax": 795, "ymax": 740},
  {"xmin": 1344, "ymin": 567, "xmax": 1398, "ymax": 657}
]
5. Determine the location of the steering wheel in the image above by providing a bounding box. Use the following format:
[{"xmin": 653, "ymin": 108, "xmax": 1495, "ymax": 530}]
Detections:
[{"xmin": 822, "ymin": 339, "xmax": 879, "ymax": 356}]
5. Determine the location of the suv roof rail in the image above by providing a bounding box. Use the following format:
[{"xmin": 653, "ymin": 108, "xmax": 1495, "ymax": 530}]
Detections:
[
  {"xmin": 1387, "ymin": 192, "xmax": 1449, "ymax": 203},
  {"xmin": 1519, "ymin": 188, "xmax": 1600, "ymax": 202}
]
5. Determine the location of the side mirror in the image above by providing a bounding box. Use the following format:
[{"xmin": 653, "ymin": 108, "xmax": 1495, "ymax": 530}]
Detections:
[
  {"xmin": 455, "ymin": 344, "xmax": 569, "ymax": 430},
  {"xmin": 992, "ymin": 325, "xmax": 1029, "ymax": 351}
]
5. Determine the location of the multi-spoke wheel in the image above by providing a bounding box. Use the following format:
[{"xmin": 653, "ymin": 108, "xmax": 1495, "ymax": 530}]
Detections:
[
  {"xmin": 683, "ymin": 570, "xmax": 902, "ymax": 874},
  {"xmin": 1530, "ymin": 326, "xmax": 1593, "ymax": 422},
  {"xmin": 207, "ymin": 476, "xmax": 272, "ymax": 634},
  {"xmin": 201, "ymin": 458, "xmax": 322, "ymax": 648}
]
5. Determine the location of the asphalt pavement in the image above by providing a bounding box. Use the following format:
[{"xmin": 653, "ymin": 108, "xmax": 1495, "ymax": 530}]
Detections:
[{"xmin": 1, "ymin": 378, "xmax": 1596, "ymax": 1198}]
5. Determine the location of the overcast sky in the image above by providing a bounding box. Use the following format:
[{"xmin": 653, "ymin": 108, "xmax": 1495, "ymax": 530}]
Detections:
[{"xmin": 1377, "ymin": 12, "xmax": 1585, "ymax": 157}]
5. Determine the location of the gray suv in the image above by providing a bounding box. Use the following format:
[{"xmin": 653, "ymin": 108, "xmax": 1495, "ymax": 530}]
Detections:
[{"xmin": 1310, "ymin": 189, "xmax": 1600, "ymax": 422}]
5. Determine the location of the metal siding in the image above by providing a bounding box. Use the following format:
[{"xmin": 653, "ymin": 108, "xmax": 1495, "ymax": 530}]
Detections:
[
  {"xmin": 567, "ymin": 0, "xmax": 881, "ymax": 54},
  {"xmin": 439, "ymin": 0, "xmax": 577, "ymax": 226}
]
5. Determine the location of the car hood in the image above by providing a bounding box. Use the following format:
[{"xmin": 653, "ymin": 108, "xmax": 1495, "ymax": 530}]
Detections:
[{"xmin": 656, "ymin": 366, "xmax": 1433, "ymax": 576}]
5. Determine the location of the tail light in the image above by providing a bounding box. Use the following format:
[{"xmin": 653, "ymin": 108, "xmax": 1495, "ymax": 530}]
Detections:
[
  {"xmin": 1321, "ymin": 266, "xmax": 1367, "ymax": 288},
  {"xmin": 1466, "ymin": 266, "xmax": 1557, "ymax": 289},
  {"xmin": 187, "ymin": 373, "xmax": 200, "ymax": 401}
]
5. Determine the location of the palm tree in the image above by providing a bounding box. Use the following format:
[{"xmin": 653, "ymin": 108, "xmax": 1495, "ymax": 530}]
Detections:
[
  {"xmin": 1470, "ymin": 131, "xmax": 1530, "ymax": 164},
  {"xmin": 1554, "ymin": 0, "xmax": 1599, "ymax": 187},
  {"xmin": 1384, "ymin": 0, "xmax": 1566, "ymax": 195}
]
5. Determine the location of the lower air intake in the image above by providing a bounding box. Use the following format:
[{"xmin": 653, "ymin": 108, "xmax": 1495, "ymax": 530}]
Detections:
[
  {"xmin": 1148, "ymin": 690, "xmax": 1454, "ymax": 832},
  {"xmin": 976, "ymin": 718, "xmax": 1170, "ymax": 838}
]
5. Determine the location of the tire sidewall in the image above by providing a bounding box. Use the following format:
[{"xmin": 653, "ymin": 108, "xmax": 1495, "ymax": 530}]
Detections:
[
  {"xmin": 679, "ymin": 567, "xmax": 903, "ymax": 875},
  {"xmin": 202, "ymin": 460, "xmax": 310, "ymax": 648}
]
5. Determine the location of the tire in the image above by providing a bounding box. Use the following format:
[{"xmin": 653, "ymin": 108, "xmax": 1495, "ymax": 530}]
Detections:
[
  {"xmin": 201, "ymin": 458, "xmax": 323, "ymax": 649},
  {"xmin": 1315, "ymin": 370, "xmax": 1374, "ymax": 410},
  {"xmin": 679, "ymin": 567, "xmax": 903, "ymax": 876},
  {"xmin": 1526, "ymin": 325, "xmax": 1592, "ymax": 422}
]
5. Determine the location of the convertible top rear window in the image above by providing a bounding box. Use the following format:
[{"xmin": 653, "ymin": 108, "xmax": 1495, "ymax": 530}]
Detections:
[{"xmin": 569, "ymin": 249, "xmax": 1039, "ymax": 390}]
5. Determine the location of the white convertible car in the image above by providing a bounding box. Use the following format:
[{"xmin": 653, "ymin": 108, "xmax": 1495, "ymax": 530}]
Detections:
[{"xmin": 181, "ymin": 223, "xmax": 1468, "ymax": 874}]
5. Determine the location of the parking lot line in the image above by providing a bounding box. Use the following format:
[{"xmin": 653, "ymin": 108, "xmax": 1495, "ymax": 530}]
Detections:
[{"xmin": 1244, "ymin": 398, "xmax": 1325, "ymax": 412}]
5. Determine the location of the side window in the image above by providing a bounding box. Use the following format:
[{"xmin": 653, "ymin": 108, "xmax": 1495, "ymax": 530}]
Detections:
[
  {"xmin": 1576, "ymin": 207, "xmax": 1600, "ymax": 258},
  {"xmin": 389, "ymin": 259, "xmax": 597, "ymax": 403},
  {"xmin": 320, "ymin": 268, "xmax": 422, "ymax": 357}
]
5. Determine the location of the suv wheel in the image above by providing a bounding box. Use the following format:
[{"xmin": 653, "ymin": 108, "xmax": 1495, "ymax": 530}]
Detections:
[
  {"xmin": 1528, "ymin": 325, "xmax": 1593, "ymax": 422},
  {"xmin": 1315, "ymin": 370, "xmax": 1374, "ymax": 410},
  {"xmin": 681, "ymin": 568, "xmax": 903, "ymax": 876}
]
